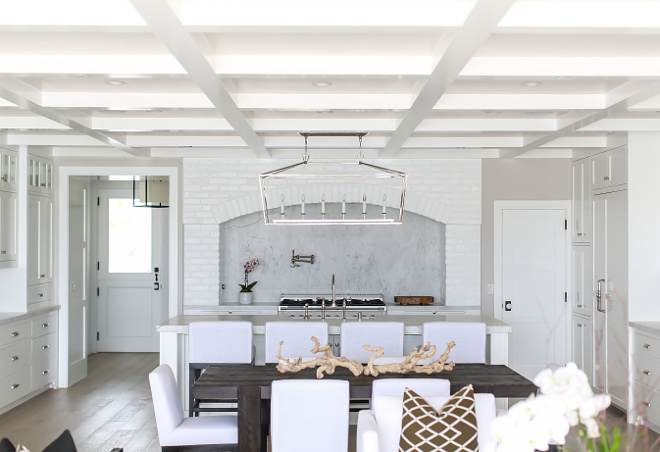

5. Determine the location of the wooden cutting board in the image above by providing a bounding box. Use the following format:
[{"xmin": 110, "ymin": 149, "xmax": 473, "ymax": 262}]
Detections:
[{"xmin": 394, "ymin": 296, "xmax": 434, "ymax": 306}]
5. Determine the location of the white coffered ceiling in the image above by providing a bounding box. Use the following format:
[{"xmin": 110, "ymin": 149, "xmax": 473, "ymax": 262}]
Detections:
[{"xmin": 1, "ymin": 0, "xmax": 660, "ymax": 159}]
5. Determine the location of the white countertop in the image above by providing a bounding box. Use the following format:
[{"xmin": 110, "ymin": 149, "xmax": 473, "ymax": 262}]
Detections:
[
  {"xmin": 158, "ymin": 313, "xmax": 511, "ymax": 335},
  {"xmin": 630, "ymin": 322, "xmax": 660, "ymax": 336},
  {"xmin": 0, "ymin": 306, "xmax": 60, "ymax": 326}
]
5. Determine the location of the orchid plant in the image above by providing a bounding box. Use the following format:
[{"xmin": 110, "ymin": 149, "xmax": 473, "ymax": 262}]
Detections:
[
  {"xmin": 488, "ymin": 363, "xmax": 613, "ymax": 452},
  {"xmin": 239, "ymin": 258, "xmax": 259, "ymax": 292}
]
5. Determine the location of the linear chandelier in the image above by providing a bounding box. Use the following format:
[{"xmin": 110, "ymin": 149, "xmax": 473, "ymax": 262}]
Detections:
[{"xmin": 259, "ymin": 132, "xmax": 407, "ymax": 225}]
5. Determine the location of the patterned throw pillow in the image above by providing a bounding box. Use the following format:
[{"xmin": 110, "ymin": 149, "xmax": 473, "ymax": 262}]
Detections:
[{"xmin": 399, "ymin": 385, "xmax": 479, "ymax": 452}]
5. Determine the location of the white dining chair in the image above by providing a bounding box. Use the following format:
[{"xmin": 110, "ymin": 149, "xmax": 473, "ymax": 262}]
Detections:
[
  {"xmin": 271, "ymin": 379, "xmax": 349, "ymax": 452},
  {"xmin": 356, "ymin": 391, "xmax": 496, "ymax": 452},
  {"xmin": 149, "ymin": 364, "xmax": 238, "ymax": 451},
  {"xmin": 188, "ymin": 321, "xmax": 253, "ymax": 416},
  {"xmin": 370, "ymin": 377, "xmax": 450, "ymax": 408},
  {"xmin": 340, "ymin": 321, "xmax": 404, "ymax": 363},
  {"xmin": 264, "ymin": 321, "xmax": 329, "ymax": 364},
  {"xmin": 422, "ymin": 321, "xmax": 487, "ymax": 364}
]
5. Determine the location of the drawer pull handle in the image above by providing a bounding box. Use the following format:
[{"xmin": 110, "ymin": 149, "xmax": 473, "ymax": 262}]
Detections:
[
  {"xmin": 38, "ymin": 294, "xmax": 45, "ymax": 298},
  {"xmin": 645, "ymin": 401, "xmax": 652, "ymax": 408},
  {"xmin": 42, "ymin": 323, "xmax": 49, "ymax": 327},
  {"xmin": 42, "ymin": 370, "xmax": 49, "ymax": 375},
  {"xmin": 40, "ymin": 274, "xmax": 45, "ymax": 278},
  {"xmin": 42, "ymin": 345, "xmax": 49, "ymax": 350},
  {"xmin": 604, "ymin": 176, "xmax": 610, "ymax": 181},
  {"xmin": 11, "ymin": 384, "xmax": 19, "ymax": 390},
  {"xmin": 644, "ymin": 343, "xmax": 652, "ymax": 349},
  {"xmin": 1, "ymin": 176, "xmax": 6, "ymax": 182},
  {"xmin": 644, "ymin": 370, "xmax": 652, "ymax": 376},
  {"xmin": 11, "ymin": 331, "xmax": 19, "ymax": 337},
  {"xmin": 577, "ymin": 323, "xmax": 583, "ymax": 327},
  {"xmin": 11, "ymin": 355, "xmax": 19, "ymax": 361},
  {"xmin": 1, "ymin": 250, "xmax": 6, "ymax": 255}
]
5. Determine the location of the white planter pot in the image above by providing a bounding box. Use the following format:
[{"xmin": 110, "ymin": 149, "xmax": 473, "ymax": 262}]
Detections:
[{"xmin": 238, "ymin": 291, "xmax": 253, "ymax": 305}]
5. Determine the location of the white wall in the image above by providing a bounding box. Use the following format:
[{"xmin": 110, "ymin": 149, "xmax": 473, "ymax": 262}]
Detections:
[
  {"xmin": 183, "ymin": 158, "xmax": 482, "ymax": 307},
  {"xmin": 628, "ymin": 132, "xmax": 660, "ymax": 322}
]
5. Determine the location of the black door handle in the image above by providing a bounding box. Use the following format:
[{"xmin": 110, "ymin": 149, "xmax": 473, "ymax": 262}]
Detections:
[{"xmin": 505, "ymin": 300, "xmax": 512, "ymax": 312}]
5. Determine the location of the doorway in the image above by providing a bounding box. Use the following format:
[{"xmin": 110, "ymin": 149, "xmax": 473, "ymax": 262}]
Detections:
[
  {"xmin": 494, "ymin": 200, "xmax": 570, "ymax": 381},
  {"xmin": 59, "ymin": 168, "xmax": 179, "ymax": 388},
  {"xmin": 96, "ymin": 185, "xmax": 167, "ymax": 352}
]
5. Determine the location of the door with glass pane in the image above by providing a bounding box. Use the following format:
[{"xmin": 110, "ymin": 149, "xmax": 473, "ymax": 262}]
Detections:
[{"xmin": 97, "ymin": 188, "xmax": 164, "ymax": 352}]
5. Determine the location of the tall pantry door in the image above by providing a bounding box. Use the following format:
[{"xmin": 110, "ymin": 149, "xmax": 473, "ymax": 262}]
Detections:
[{"xmin": 593, "ymin": 189, "xmax": 628, "ymax": 409}]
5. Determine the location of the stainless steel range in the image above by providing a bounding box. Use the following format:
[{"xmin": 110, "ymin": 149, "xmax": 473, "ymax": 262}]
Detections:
[{"xmin": 278, "ymin": 293, "xmax": 386, "ymax": 320}]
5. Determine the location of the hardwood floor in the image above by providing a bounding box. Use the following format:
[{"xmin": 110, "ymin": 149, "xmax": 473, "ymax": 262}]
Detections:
[
  {"xmin": 3, "ymin": 353, "xmax": 657, "ymax": 452},
  {"xmin": 0, "ymin": 353, "xmax": 161, "ymax": 452}
]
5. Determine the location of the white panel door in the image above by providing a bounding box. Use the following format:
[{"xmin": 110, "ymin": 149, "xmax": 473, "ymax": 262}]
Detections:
[
  {"xmin": 593, "ymin": 190, "xmax": 628, "ymax": 408},
  {"xmin": 97, "ymin": 188, "xmax": 164, "ymax": 352},
  {"xmin": 0, "ymin": 191, "xmax": 17, "ymax": 262},
  {"xmin": 502, "ymin": 209, "xmax": 568, "ymax": 381},
  {"xmin": 68, "ymin": 178, "xmax": 88, "ymax": 385}
]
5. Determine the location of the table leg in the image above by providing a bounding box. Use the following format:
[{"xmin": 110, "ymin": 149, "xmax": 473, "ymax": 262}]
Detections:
[{"xmin": 238, "ymin": 385, "xmax": 262, "ymax": 452}]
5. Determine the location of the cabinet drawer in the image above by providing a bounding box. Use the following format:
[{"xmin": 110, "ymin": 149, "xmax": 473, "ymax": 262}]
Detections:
[
  {"xmin": 28, "ymin": 284, "xmax": 53, "ymax": 305},
  {"xmin": 0, "ymin": 367, "xmax": 31, "ymax": 407},
  {"xmin": 634, "ymin": 332, "xmax": 660, "ymax": 360},
  {"xmin": 31, "ymin": 313, "xmax": 58, "ymax": 338},
  {"xmin": 32, "ymin": 332, "xmax": 57, "ymax": 360},
  {"xmin": 634, "ymin": 353, "xmax": 660, "ymax": 389},
  {"xmin": 0, "ymin": 339, "xmax": 30, "ymax": 378},
  {"xmin": 633, "ymin": 381, "xmax": 660, "ymax": 428},
  {"xmin": 32, "ymin": 353, "xmax": 57, "ymax": 388},
  {"xmin": 0, "ymin": 322, "xmax": 30, "ymax": 348}
]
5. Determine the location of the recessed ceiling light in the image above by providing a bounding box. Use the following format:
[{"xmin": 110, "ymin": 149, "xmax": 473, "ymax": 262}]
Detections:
[
  {"xmin": 522, "ymin": 81, "xmax": 542, "ymax": 87},
  {"xmin": 312, "ymin": 81, "xmax": 332, "ymax": 87},
  {"xmin": 484, "ymin": 110, "xmax": 503, "ymax": 115},
  {"xmin": 147, "ymin": 109, "xmax": 163, "ymax": 113},
  {"xmin": 105, "ymin": 79, "xmax": 125, "ymax": 86},
  {"xmin": 554, "ymin": 76, "xmax": 572, "ymax": 79},
  {"xmin": 316, "ymin": 110, "xmax": 334, "ymax": 114},
  {"xmin": 524, "ymin": 111, "xmax": 551, "ymax": 116},
  {"xmin": 71, "ymin": 73, "xmax": 88, "ymax": 78}
]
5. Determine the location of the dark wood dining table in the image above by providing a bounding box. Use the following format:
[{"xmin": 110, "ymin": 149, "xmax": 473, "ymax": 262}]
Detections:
[{"xmin": 192, "ymin": 364, "xmax": 537, "ymax": 452}]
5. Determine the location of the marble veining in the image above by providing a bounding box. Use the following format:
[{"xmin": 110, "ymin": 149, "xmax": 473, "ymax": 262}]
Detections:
[{"xmin": 219, "ymin": 205, "xmax": 445, "ymax": 304}]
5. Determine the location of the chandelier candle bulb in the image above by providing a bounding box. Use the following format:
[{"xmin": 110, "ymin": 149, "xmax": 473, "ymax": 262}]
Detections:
[
  {"xmin": 280, "ymin": 195, "xmax": 285, "ymax": 216},
  {"xmin": 362, "ymin": 194, "xmax": 367, "ymax": 215},
  {"xmin": 342, "ymin": 195, "xmax": 346, "ymax": 216},
  {"xmin": 321, "ymin": 194, "xmax": 326, "ymax": 215},
  {"xmin": 301, "ymin": 195, "xmax": 305, "ymax": 216},
  {"xmin": 382, "ymin": 194, "xmax": 387, "ymax": 215}
]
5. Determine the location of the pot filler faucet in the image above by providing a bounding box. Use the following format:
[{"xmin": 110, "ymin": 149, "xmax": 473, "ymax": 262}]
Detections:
[{"xmin": 331, "ymin": 274, "xmax": 337, "ymax": 308}]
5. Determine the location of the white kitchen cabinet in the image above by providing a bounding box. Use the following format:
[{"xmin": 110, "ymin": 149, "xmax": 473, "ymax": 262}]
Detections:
[
  {"xmin": 571, "ymin": 245, "xmax": 592, "ymax": 318},
  {"xmin": 630, "ymin": 328, "xmax": 660, "ymax": 430},
  {"xmin": 27, "ymin": 195, "xmax": 53, "ymax": 286},
  {"xmin": 592, "ymin": 188, "xmax": 628, "ymax": 409},
  {"xmin": 0, "ymin": 191, "xmax": 17, "ymax": 265},
  {"xmin": 571, "ymin": 159, "xmax": 591, "ymax": 243},
  {"xmin": 28, "ymin": 155, "xmax": 53, "ymax": 195},
  {"xmin": 591, "ymin": 146, "xmax": 627, "ymax": 193},
  {"xmin": 0, "ymin": 149, "xmax": 18, "ymax": 192},
  {"xmin": 571, "ymin": 315, "xmax": 593, "ymax": 382},
  {"xmin": 0, "ymin": 310, "xmax": 58, "ymax": 413}
]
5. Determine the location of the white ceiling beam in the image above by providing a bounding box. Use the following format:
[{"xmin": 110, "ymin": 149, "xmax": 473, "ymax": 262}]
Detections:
[
  {"xmin": 0, "ymin": 0, "xmax": 146, "ymax": 27},
  {"xmin": 263, "ymin": 135, "xmax": 386, "ymax": 148},
  {"xmin": 498, "ymin": 1, "xmax": 660, "ymax": 29},
  {"xmin": 581, "ymin": 118, "xmax": 660, "ymax": 131},
  {"xmin": 42, "ymin": 92, "xmax": 213, "ymax": 109},
  {"xmin": 7, "ymin": 132, "xmax": 108, "ymax": 146},
  {"xmin": 434, "ymin": 94, "xmax": 603, "ymax": 110},
  {"xmin": 0, "ymin": 55, "xmax": 185, "ymax": 75},
  {"xmin": 93, "ymin": 116, "xmax": 233, "ymax": 132},
  {"xmin": 381, "ymin": 0, "xmax": 519, "ymax": 157},
  {"xmin": 251, "ymin": 118, "xmax": 398, "ymax": 133},
  {"xmin": 403, "ymin": 136, "xmax": 522, "ymax": 148},
  {"xmin": 175, "ymin": 0, "xmax": 473, "ymax": 28},
  {"xmin": 129, "ymin": 0, "xmax": 269, "ymax": 158},
  {"xmin": 629, "ymin": 94, "xmax": 660, "ymax": 110},
  {"xmin": 212, "ymin": 55, "xmax": 433, "ymax": 77},
  {"xmin": 540, "ymin": 136, "xmax": 608, "ymax": 148},
  {"xmin": 463, "ymin": 57, "xmax": 660, "ymax": 78},
  {"xmin": 126, "ymin": 135, "xmax": 246, "ymax": 147},
  {"xmin": 0, "ymin": 77, "xmax": 149, "ymax": 157},
  {"xmin": 417, "ymin": 118, "xmax": 555, "ymax": 132},
  {"xmin": 502, "ymin": 81, "xmax": 660, "ymax": 158},
  {"xmin": 0, "ymin": 115, "xmax": 69, "ymax": 130},
  {"xmin": 235, "ymin": 93, "xmax": 413, "ymax": 111}
]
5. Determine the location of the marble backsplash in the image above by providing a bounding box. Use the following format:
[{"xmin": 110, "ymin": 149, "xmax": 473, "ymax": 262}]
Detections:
[{"xmin": 219, "ymin": 204, "xmax": 446, "ymax": 304}]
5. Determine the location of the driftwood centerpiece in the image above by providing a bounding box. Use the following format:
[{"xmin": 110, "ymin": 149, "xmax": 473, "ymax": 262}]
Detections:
[
  {"xmin": 275, "ymin": 336, "xmax": 364, "ymax": 379},
  {"xmin": 363, "ymin": 341, "xmax": 456, "ymax": 376},
  {"xmin": 275, "ymin": 336, "xmax": 455, "ymax": 379}
]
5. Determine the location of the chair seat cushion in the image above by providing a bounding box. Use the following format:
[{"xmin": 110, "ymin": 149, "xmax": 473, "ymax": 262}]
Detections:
[
  {"xmin": 164, "ymin": 415, "xmax": 238, "ymax": 446},
  {"xmin": 399, "ymin": 386, "xmax": 478, "ymax": 452}
]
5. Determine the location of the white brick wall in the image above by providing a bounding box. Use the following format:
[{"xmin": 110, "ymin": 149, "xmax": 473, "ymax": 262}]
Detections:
[{"xmin": 183, "ymin": 158, "xmax": 482, "ymax": 306}]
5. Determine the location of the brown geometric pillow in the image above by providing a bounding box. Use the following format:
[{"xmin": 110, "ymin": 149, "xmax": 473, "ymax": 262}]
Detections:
[{"xmin": 399, "ymin": 385, "xmax": 479, "ymax": 452}]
